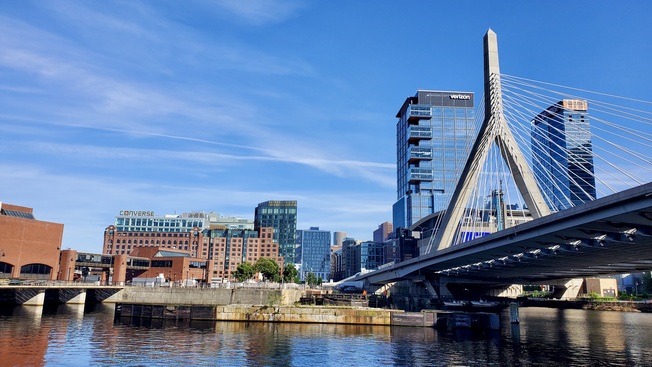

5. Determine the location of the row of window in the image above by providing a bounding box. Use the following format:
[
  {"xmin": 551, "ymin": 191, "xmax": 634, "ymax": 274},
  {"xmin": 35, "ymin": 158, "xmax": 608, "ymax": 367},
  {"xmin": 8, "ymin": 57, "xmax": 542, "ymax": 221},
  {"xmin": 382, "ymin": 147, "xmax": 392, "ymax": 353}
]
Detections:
[
  {"xmin": 113, "ymin": 239, "xmax": 190, "ymax": 245},
  {"xmin": 113, "ymin": 232, "xmax": 192, "ymax": 238}
]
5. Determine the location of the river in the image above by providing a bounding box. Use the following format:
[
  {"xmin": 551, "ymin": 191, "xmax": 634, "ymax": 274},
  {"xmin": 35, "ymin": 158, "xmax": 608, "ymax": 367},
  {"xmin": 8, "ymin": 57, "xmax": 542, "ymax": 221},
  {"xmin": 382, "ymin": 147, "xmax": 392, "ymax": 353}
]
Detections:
[{"xmin": 0, "ymin": 304, "xmax": 650, "ymax": 366}]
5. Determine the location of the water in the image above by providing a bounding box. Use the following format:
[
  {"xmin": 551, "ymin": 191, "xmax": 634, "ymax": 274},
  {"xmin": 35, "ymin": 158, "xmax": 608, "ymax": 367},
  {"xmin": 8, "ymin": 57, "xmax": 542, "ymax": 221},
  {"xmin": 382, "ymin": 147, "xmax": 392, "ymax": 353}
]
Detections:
[{"xmin": 0, "ymin": 304, "xmax": 651, "ymax": 366}]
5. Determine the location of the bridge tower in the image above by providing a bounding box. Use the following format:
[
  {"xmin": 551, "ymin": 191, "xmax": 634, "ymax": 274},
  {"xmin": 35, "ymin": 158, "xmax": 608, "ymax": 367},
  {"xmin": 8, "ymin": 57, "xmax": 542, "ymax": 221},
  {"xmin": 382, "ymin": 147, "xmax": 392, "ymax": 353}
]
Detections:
[{"xmin": 429, "ymin": 29, "xmax": 550, "ymax": 253}]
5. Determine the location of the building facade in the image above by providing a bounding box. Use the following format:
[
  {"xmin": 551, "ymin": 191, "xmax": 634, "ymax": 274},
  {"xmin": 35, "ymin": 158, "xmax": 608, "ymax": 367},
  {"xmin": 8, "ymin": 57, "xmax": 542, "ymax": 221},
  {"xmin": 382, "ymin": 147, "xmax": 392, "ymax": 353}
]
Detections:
[
  {"xmin": 202, "ymin": 227, "xmax": 282, "ymax": 281},
  {"xmin": 254, "ymin": 201, "xmax": 297, "ymax": 265},
  {"xmin": 373, "ymin": 222, "xmax": 393, "ymax": 243},
  {"xmin": 393, "ymin": 90, "xmax": 476, "ymax": 229},
  {"xmin": 103, "ymin": 211, "xmax": 207, "ymax": 257},
  {"xmin": 532, "ymin": 99, "xmax": 596, "ymax": 211},
  {"xmin": 0, "ymin": 202, "xmax": 64, "ymax": 280},
  {"xmin": 296, "ymin": 227, "xmax": 331, "ymax": 282},
  {"xmin": 103, "ymin": 225, "xmax": 203, "ymax": 257},
  {"xmin": 341, "ymin": 237, "xmax": 386, "ymax": 279},
  {"xmin": 207, "ymin": 213, "xmax": 254, "ymax": 230}
]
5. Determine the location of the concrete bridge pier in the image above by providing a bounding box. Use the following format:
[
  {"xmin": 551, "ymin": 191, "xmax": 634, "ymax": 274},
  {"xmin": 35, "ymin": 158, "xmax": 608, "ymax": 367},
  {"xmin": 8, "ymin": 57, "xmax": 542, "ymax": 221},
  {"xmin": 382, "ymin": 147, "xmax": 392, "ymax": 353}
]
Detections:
[
  {"xmin": 59, "ymin": 289, "xmax": 87, "ymax": 305},
  {"xmin": 547, "ymin": 278, "xmax": 584, "ymax": 300},
  {"xmin": 19, "ymin": 289, "xmax": 46, "ymax": 306}
]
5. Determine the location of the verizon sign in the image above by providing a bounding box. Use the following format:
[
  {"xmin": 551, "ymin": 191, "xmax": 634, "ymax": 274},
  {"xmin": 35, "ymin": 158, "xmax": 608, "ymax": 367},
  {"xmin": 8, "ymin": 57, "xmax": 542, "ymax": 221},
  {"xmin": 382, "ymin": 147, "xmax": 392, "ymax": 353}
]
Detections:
[{"xmin": 449, "ymin": 94, "xmax": 471, "ymax": 100}]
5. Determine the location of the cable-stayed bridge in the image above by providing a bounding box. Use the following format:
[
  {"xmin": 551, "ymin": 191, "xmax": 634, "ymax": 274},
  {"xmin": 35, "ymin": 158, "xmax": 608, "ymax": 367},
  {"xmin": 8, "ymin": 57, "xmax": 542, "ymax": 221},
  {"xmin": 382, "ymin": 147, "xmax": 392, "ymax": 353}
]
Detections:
[{"xmin": 354, "ymin": 30, "xmax": 652, "ymax": 295}]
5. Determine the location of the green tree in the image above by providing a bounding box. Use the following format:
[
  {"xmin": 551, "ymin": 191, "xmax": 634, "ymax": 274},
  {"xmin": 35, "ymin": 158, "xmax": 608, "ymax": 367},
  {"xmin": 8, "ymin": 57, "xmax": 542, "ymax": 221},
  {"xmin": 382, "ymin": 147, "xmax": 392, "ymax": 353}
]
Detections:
[
  {"xmin": 256, "ymin": 258, "xmax": 280, "ymax": 282},
  {"xmin": 642, "ymin": 271, "xmax": 652, "ymax": 293},
  {"xmin": 234, "ymin": 262, "xmax": 255, "ymax": 282},
  {"xmin": 305, "ymin": 272, "xmax": 318, "ymax": 286},
  {"xmin": 282, "ymin": 264, "xmax": 299, "ymax": 283},
  {"xmin": 317, "ymin": 276, "xmax": 323, "ymax": 286}
]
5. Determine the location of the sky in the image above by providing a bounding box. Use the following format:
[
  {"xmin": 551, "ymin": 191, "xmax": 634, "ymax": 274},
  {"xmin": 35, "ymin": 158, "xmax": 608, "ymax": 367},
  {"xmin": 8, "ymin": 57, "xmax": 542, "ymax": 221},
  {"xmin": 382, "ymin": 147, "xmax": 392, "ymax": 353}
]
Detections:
[{"xmin": 1, "ymin": 1, "xmax": 651, "ymax": 253}]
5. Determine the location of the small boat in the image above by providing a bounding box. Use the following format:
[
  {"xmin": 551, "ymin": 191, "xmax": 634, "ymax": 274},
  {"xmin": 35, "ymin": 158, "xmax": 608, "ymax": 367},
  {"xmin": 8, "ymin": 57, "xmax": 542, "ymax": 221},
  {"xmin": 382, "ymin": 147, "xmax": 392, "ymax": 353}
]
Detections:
[
  {"xmin": 470, "ymin": 300, "xmax": 498, "ymax": 307},
  {"xmin": 442, "ymin": 300, "xmax": 466, "ymax": 307}
]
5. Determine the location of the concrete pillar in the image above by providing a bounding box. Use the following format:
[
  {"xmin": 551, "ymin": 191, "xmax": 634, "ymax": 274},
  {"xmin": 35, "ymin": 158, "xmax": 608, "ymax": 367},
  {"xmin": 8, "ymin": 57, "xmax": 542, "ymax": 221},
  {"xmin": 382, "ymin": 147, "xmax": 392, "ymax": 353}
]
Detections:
[
  {"xmin": 22, "ymin": 291, "xmax": 45, "ymax": 306},
  {"xmin": 553, "ymin": 278, "xmax": 584, "ymax": 300},
  {"xmin": 66, "ymin": 290, "xmax": 87, "ymax": 305}
]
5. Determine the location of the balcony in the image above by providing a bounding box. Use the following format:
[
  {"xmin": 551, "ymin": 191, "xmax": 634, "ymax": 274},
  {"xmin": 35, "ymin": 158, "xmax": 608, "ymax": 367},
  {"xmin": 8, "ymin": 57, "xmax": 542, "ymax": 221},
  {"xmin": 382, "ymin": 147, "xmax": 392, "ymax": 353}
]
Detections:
[
  {"xmin": 408, "ymin": 147, "xmax": 433, "ymax": 163},
  {"xmin": 407, "ymin": 125, "xmax": 432, "ymax": 143},
  {"xmin": 408, "ymin": 168, "xmax": 433, "ymax": 183},
  {"xmin": 407, "ymin": 104, "xmax": 432, "ymax": 121}
]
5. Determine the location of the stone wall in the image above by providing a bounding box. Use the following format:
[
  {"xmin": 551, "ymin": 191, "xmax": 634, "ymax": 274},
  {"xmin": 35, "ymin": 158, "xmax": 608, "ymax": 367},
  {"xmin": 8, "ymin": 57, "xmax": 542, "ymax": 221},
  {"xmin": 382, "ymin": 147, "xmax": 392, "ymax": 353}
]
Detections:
[
  {"xmin": 106, "ymin": 287, "xmax": 303, "ymax": 306},
  {"xmin": 214, "ymin": 305, "xmax": 395, "ymax": 325}
]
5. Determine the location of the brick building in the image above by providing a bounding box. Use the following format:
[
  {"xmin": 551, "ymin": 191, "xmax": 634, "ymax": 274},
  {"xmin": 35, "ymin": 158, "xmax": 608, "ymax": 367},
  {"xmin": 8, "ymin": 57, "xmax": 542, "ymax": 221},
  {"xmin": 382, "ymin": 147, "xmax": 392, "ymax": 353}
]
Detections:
[
  {"xmin": 203, "ymin": 226, "xmax": 283, "ymax": 281},
  {"xmin": 0, "ymin": 202, "xmax": 63, "ymax": 280}
]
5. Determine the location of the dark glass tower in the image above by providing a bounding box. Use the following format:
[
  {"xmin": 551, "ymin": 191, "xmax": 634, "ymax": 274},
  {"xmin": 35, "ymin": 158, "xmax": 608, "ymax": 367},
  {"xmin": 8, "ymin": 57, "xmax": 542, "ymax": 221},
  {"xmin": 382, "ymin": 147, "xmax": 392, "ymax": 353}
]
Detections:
[
  {"xmin": 531, "ymin": 99, "xmax": 596, "ymax": 211},
  {"xmin": 254, "ymin": 200, "xmax": 297, "ymax": 265},
  {"xmin": 393, "ymin": 90, "xmax": 476, "ymax": 229}
]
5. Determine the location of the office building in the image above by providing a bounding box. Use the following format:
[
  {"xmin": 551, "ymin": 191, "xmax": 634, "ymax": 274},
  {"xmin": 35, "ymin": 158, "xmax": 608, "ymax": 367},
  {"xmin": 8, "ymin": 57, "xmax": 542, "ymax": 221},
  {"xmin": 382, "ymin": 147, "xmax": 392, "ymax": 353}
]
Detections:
[
  {"xmin": 373, "ymin": 222, "xmax": 393, "ymax": 243},
  {"xmin": 296, "ymin": 227, "xmax": 331, "ymax": 282},
  {"xmin": 393, "ymin": 90, "xmax": 476, "ymax": 229},
  {"xmin": 202, "ymin": 227, "xmax": 282, "ymax": 281},
  {"xmin": 333, "ymin": 231, "xmax": 347, "ymax": 250},
  {"xmin": 207, "ymin": 213, "xmax": 254, "ymax": 230},
  {"xmin": 254, "ymin": 200, "xmax": 297, "ymax": 265},
  {"xmin": 103, "ymin": 210, "xmax": 207, "ymax": 257},
  {"xmin": 532, "ymin": 99, "xmax": 596, "ymax": 211},
  {"xmin": 341, "ymin": 238, "xmax": 386, "ymax": 278}
]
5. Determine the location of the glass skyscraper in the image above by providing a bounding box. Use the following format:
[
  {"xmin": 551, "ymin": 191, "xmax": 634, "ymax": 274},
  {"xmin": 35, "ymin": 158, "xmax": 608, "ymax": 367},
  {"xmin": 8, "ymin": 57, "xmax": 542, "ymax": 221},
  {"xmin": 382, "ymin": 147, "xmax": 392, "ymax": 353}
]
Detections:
[
  {"xmin": 296, "ymin": 227, "xmax": 331, "ymax": 282},
  {"xmin": 393, "ymin": 90, "xmax": 476, "ymax": 229},
  {"xmin": 254, "ymin": 200, "xmax": 297, "ymax": 265},
  {"xmin": 531, "ymin": 99, "xmax": 596, "ymax": 211}
]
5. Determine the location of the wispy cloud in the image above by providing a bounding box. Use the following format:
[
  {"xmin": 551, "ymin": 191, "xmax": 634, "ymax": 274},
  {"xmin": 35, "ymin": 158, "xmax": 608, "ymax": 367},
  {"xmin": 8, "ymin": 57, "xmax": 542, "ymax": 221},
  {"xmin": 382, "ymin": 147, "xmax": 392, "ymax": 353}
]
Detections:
[{"xmin": 210, "ymin": 0, "xmax": 306, "ymax": 26}]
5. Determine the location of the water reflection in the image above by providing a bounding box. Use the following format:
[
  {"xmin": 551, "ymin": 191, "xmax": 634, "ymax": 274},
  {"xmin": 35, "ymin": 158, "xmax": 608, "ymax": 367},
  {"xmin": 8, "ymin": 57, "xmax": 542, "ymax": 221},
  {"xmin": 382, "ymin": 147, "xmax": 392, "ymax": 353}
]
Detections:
[{"xmin": 0, "ymin": 305, "xmax": 651, "ymax": 366}]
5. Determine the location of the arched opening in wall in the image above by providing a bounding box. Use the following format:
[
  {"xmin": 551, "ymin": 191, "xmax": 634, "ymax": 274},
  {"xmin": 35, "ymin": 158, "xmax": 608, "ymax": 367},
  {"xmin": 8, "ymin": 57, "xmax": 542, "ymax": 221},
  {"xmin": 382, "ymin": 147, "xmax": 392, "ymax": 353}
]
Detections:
[
  {"xmin": 0, "ymin": 262, "xmax": 14, "ymax": 278},
  {"xmin": 20, "ymin": 263, "xmax": 52, "ymax": 280}
]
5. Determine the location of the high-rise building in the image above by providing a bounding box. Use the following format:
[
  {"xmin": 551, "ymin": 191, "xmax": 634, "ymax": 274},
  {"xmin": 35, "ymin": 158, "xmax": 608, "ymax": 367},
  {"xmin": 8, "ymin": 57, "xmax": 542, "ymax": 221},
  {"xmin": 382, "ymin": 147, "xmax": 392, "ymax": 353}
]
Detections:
[
  {"xmin": 296, "ymin": 227, "xmax": 331, "ymax": 282},
  {"xmin": 393, "ymin": 90, "xmax": 476, "ymax": 229},
  {"xmin": 341, "ymin": 237, "xmax": 385, "ymax": 278},
  {"xmin": 531, "ymin": 99, "xmax": 596, "ymax": 211},
  {"xmin": 254, "ymin": 200, "xmax": 297, "ymax": 265},
  {"xmin": 332, "ymin": 231, "xmax": 346, "ymax": 250},
  {"xmin": 373, "ymin": 222, "xmax": 393, "ymax": 243}
]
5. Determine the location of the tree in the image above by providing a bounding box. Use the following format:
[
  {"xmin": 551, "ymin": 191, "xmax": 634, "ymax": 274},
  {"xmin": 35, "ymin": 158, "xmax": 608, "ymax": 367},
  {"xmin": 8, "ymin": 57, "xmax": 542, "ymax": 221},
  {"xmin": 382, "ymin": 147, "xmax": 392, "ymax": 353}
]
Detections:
[
  {"xmin": 305, "ymin": 272, "xmax": 318, "ymax": 286},
  {"xmin": 234, "ymin": 262, "xmax": 255, "ymax": 282},
  {"xmin": 256, "ymin": 258, "xmax": 280, "ymax": 282},
  {"xmin": 282, "ymin": 264, "xmax": 299, "ymax": 283},
  {"xmin": 642, "ymin": 271, "xmax": 652, "ymax": 294}
]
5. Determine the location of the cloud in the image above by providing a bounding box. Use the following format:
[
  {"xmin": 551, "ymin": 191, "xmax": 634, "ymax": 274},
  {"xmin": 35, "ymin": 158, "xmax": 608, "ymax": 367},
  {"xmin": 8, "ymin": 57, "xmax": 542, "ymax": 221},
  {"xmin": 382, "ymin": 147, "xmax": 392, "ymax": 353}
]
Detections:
[
  {"xmin": 211, "ymin": 0, "xmax": 306, "ymax": 26},
  {"xmin": 0, "ymin": 162, "xmax": 391, "ymax": 251}
]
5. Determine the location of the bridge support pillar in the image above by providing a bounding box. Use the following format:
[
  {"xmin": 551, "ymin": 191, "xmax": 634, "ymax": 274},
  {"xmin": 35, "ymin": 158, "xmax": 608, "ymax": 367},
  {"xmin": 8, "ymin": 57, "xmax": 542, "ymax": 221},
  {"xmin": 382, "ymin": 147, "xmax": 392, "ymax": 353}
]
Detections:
[
  {"xmin": 66, "ymin": 290, "xmax": 87, "ymax": 305},
  {"xmin": 551, "ymin": 278, "xmax": 584, "ymax": 300},
  {"xmin": 22, "ymin": 291, "xmax": 46, "ymax": 306},
  {"xmin": 423, "ymin": 280, "xmax": 438, "ymax": 298}
]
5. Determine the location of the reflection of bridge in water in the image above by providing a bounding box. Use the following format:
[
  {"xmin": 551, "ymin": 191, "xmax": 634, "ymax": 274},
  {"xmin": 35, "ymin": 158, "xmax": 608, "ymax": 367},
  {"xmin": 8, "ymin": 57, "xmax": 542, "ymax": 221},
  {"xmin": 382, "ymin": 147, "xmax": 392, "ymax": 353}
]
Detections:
[
  {"xmin": 355, "ymin": 30, "xmax": 652, "ymax": 301},
  {"xmin": 0, "ymin": 284, "xmax": 123, "ymax": 307}
]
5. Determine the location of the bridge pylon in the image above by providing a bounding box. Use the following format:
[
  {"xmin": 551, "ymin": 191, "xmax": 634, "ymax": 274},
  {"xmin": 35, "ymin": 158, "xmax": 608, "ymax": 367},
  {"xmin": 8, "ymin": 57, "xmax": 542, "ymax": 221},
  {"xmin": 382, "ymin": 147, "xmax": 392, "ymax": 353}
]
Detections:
[{"xmin": 428, "ymin": 29, "xmax": 550, "ymax": 253}]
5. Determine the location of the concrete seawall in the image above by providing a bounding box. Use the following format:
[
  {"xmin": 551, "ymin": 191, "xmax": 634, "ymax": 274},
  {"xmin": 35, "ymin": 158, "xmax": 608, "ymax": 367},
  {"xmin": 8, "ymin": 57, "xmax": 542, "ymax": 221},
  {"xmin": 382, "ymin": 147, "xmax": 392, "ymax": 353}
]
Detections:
[
  {"xmin": 117, "ymin": 303, "xmax": 441, "ymax": 327},
  {"xmin": 106, "ymin": 287, "xmax": 304, "ymax": 306},
  {"xmin": 214, "ymin": 305, "xmax": 397, "ymax": 325}
]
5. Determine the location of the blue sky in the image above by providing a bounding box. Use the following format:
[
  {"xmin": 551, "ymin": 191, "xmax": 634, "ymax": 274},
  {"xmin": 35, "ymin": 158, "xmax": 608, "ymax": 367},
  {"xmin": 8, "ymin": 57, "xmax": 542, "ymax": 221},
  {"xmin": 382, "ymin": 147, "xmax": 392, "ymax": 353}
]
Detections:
[{"xmin": 1, "ymin": 1, "xmax": 651, "ymax": 253}]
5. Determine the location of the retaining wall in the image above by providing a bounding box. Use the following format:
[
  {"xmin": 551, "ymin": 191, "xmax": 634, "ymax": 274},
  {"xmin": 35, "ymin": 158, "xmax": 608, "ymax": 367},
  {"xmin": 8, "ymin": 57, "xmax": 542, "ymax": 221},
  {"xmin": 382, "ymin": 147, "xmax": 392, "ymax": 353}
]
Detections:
[{"xmin": 107, "ymin": 287, "xmax": 303, "ymax": 306}]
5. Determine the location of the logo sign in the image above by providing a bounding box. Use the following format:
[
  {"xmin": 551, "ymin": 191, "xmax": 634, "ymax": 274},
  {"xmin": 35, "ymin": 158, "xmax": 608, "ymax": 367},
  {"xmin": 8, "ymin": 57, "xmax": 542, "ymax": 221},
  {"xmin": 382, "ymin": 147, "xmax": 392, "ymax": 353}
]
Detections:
[
  {"xmin": 119, "ymin": 210, "xmax": 155, "ymax": 217},
  {"xmin": 449, "ymin": 94, "xmax": 471, "ymax": 100}
]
